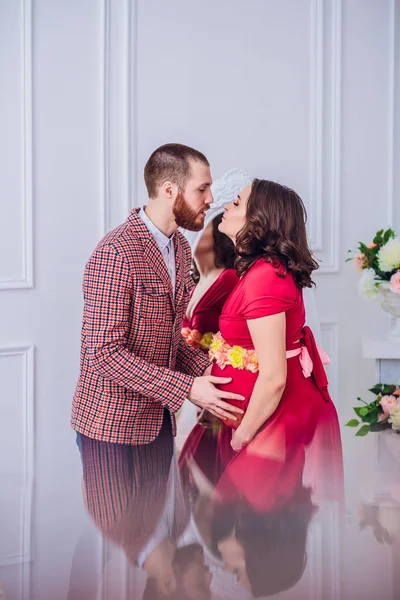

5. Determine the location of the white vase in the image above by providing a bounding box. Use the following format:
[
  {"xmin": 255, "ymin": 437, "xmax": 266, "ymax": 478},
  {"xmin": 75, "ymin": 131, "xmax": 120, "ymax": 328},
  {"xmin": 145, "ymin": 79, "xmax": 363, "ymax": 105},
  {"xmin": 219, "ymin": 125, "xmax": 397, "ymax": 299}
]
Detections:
[{"xmin": 379, "ymin": 283, "xmax": 400, "ymax": 338}]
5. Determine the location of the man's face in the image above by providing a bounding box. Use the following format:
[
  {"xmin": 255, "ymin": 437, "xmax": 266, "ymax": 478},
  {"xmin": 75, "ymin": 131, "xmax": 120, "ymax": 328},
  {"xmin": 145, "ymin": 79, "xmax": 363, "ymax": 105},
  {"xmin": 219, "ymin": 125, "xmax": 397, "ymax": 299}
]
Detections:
[
  {"xmin": 178, "ymin": 545, "xmax": 213, "ymax": 599},
  {"xmin": 173, "ymin": 160, "xmax": 213, "ymax": 231}
]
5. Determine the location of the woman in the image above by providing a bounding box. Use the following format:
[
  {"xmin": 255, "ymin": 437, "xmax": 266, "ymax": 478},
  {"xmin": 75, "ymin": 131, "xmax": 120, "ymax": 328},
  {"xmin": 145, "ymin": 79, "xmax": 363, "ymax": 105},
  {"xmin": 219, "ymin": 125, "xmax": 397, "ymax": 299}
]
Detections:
[
  {"xmin": 208, "ymin": 178, "xmax": 341, "ymax": 456},
  {"xmin": 191, "ymin": 178, "xmax": 343, "ymax": 597}
]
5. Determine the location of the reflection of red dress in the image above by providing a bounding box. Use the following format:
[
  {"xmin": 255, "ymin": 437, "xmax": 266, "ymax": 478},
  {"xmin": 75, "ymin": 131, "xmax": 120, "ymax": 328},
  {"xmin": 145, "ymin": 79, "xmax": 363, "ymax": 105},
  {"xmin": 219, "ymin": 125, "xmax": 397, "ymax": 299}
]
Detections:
[
  {"xmin": 212, "ymin": 258, "xmax": 343, "ymax": 505},
  {"xmin": 179, "ymin": 269, "xmax": 239, "ymax": 484}
]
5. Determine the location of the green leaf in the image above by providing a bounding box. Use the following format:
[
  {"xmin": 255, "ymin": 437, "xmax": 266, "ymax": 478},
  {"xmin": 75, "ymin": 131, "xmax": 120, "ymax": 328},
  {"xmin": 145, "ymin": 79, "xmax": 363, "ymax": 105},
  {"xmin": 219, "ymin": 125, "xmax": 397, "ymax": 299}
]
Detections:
[
  {"xmin": 354, "ymin": 407, "xmax": 364, "ymax": 418},
  {"xmin": 382, "ymin": 385, "xmax": 396, "ymax": 396},
  {"xmin": 361, "ymin": 412, "xmax": 378, "ymax": 424},
  {"xmin": 345, "ymin": 419, "xmax": 359, "ymax": 427},
  {"xmin": 359, "ymin": 407, "xmax": 369, "ymax": 417},
  {"xmin": 368, "ymin": 385, "xmax": 383, "ymax": 395},
  {"xmin": 345, "ymin": 257, "xmax": 354, "ymax": 263},
  {"xmin": 383, "ymin": 228, "xmax": 395, "ymax": 242},
  {"xmin": 356, "ymin": 424, "xmax": 370, "ymax": 437}
]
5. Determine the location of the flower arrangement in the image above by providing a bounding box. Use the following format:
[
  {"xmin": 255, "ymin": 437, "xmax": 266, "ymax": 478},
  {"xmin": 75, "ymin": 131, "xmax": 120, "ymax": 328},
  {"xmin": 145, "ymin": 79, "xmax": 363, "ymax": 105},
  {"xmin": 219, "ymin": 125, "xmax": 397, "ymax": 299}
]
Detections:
[
  {"xmin": 209, "ymin": 332, "xmax": 259, "ymax": 373},
  {"xmin": 346, "ymin": 228, "xmax": 400, "ymax": 300},
  {"xmin": 181, "ymin": 328, "xmax": 214, "ymax": 351},
  {"xmin": 346, "ymin": 383, "xmax": 400, "ymax": 436}
]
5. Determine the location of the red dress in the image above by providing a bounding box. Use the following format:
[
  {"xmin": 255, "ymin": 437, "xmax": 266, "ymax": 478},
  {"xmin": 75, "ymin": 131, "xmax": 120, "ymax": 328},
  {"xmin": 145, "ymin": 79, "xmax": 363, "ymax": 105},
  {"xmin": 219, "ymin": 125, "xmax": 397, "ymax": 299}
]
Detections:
[
  {"xmin": 178, "ymin": 269, "xmax": 239, "ymax": 484},
  {"xmin": 182, "ymin": 260, "xmax": 343, "ymax": 597},
  {"xmin": 211, "ymin": 258, "xmax": 343, "ymax": 505}
]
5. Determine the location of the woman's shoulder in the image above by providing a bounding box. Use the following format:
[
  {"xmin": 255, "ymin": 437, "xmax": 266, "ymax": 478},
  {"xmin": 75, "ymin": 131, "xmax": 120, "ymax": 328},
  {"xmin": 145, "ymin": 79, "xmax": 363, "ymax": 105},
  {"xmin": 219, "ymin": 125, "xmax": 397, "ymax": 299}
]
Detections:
[
  {"xmin": 244, "ymin": 257, "xmax": 290, "ymax": 279},
  {"xmin": 243, "ymin": 258, "xmax": 297, "ymax": 297}
]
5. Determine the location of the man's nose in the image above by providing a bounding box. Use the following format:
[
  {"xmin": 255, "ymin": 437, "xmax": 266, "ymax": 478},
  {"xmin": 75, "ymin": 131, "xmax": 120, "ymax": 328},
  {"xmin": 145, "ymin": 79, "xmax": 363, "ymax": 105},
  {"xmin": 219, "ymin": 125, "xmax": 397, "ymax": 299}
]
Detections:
[{"xmin": 206, "ymin": 191, "xmax": 214, "ymax": 205}]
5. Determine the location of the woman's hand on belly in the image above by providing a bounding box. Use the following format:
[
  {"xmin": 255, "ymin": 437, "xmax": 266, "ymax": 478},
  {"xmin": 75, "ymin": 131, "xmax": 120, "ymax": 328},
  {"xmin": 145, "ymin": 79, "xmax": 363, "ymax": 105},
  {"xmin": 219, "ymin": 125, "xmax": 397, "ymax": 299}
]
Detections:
[{"xmin": 231, "ymin": 427, "xmax": 253, "ymax": 452}]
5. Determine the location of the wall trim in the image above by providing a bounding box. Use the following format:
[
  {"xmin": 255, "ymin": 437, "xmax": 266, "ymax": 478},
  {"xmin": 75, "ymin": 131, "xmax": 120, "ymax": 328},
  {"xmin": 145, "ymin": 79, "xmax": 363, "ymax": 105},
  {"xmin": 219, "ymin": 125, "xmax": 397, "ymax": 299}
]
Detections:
[
  {"xmin": 0, "ymin": 0, "xmax": 33, "ymax": 289},
  {"xmin": 0, "ymin": 344, "xmax": 34, "ymax": 600}
]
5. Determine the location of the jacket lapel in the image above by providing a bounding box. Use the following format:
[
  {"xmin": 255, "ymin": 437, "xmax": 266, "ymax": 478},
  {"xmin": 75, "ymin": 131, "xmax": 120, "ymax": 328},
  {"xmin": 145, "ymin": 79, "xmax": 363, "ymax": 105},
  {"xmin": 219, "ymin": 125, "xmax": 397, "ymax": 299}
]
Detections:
[
  {"xmin": 128, "ymin": 209, "xmax": 175, "ymax": 309},
  {"xmin": 173, "ymin": 235, "xmax": 185, "ymax": 312}
]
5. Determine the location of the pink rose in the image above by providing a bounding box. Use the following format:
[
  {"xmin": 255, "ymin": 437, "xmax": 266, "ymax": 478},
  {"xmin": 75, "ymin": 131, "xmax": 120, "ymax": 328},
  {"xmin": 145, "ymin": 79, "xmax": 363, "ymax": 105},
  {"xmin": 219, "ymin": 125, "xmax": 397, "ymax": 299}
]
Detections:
[
  {"xmin": 390, "ymin": 270, "xmax": 400, "ymax": 294},
  {"xmin": 355, "ymin": 253, "xmax": 368, "ymax": 272},
  {"xmin": 380, "ymin": 395, "xmax": 399, "ymax": 415}
]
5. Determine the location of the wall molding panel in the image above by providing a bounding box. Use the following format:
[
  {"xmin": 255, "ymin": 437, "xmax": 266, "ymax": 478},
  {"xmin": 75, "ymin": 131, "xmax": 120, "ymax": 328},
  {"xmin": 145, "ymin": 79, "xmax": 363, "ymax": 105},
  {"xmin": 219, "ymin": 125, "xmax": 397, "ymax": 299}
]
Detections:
[
  {"xmin": 100, "ymin": 0, "xmax": 135, "ymax": 236},
  {"xmin": 310, "ymin": 0, "xmax": 342, "ymax": 273},
  {"xmin": 388, "ymin": 0, "xmax": 400, "ymax": 229},
  {"xmin": 0, "ymin": 0, "xmax": 33, "ymax": 289},
  {"xmin": 0, "ymin": 345, "xmax": 34, "ymax": 600}
]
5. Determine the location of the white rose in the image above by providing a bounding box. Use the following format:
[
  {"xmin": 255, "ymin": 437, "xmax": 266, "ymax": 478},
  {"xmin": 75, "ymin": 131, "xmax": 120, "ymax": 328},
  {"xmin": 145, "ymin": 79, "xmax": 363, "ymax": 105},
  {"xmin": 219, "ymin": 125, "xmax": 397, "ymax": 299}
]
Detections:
[
  {"xmin": 358, "ymin": 268, "xmax": 380, "ymax": 301},
  {"xmin": 389, "ymin": 404, "xmax": 400, "ymax": 431},
  {"xmin": 377, "ymin": 237, "xmax": 400, "ymax": 273}
]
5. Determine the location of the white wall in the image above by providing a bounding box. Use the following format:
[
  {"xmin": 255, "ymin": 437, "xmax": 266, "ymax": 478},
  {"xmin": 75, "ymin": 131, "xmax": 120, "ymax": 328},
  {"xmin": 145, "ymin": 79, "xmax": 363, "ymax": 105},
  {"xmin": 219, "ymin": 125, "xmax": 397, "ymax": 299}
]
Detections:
[{"xmin": 0, "ymin": 1, "xmax": 399, "ymax": 599}]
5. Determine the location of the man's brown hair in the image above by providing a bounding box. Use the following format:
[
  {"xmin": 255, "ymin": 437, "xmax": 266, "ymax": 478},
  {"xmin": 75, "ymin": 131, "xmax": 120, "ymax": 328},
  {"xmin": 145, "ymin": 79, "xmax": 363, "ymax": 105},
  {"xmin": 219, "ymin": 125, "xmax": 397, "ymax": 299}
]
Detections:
[{"xmin": 144, "ymin": 143, "xmax": 209, "ymax": 198}]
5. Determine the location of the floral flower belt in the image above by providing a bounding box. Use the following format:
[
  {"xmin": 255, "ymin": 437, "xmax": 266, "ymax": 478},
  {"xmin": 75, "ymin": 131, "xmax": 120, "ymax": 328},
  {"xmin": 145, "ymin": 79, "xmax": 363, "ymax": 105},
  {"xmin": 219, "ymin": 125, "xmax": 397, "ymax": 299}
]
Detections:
[
  {"xmin": 181, "ymin": 327, "xmax": 214, "ymax": 350},
  {"xmin": 208, "ymin": 331, "xmax": 331, "ymax": 376}
]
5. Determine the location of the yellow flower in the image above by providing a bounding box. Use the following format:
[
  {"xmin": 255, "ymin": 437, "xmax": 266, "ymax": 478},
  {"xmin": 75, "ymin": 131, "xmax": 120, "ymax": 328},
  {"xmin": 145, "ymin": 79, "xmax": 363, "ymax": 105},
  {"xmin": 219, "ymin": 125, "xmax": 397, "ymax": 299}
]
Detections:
[
  {"xmin": 200, "ymin": 332, "xmax": 213, "ymax": 350},
  {"xmin": 227, "ymin": 345, "xmax": 246, "ymax": 369},
  {"xmin": 210, "ymin": 336, "xmax": 222, "ymax": 353}
]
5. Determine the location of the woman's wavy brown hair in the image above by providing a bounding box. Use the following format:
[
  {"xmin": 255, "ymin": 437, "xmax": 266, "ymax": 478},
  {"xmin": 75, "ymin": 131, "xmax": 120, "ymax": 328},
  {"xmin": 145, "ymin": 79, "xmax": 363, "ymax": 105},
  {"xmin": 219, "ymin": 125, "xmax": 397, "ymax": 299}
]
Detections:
[
  {"xmin": 191, "ymin": 213, "xmax": 236, "ymax": 283},
  {"xmin": 235, "ymin": 179, "xmax": 319, "ymax": 288}
]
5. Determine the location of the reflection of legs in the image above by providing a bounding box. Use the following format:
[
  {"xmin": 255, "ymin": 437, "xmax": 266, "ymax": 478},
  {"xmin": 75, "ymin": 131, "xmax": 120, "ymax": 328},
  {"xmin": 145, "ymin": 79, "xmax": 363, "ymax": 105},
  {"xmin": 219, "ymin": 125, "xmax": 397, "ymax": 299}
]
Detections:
[
  {"xmin": 66, "ymin": 520, "xmax": 107, "ymax": 600},
  {"xmin": 78, "ymin": 410, "xmax": 173, "ymax": 567}
]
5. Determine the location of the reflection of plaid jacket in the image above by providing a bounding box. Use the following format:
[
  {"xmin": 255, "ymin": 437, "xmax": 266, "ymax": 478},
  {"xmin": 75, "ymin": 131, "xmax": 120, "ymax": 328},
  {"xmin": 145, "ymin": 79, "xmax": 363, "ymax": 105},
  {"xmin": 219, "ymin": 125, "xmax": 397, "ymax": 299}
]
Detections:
[
  {"xmin": 79, "ymin": 412, "xmax": 189, "ymax": 564},
  {"xmin": 71, "ymin": 209, "xmax": 209, "ymax": 444}
]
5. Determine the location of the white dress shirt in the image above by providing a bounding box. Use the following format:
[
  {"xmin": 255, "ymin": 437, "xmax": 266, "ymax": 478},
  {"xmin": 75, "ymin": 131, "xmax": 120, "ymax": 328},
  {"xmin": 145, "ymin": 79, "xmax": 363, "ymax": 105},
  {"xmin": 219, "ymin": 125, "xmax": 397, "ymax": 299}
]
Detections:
[{"xmin": 138, "ymin": 207, "xmax": 176, "ymax": 298}]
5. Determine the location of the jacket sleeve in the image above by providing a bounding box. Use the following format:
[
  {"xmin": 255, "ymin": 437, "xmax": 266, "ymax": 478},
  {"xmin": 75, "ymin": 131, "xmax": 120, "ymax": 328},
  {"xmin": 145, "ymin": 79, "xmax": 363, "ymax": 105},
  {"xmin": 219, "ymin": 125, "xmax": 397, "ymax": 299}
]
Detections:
[
  {"xmin": 83, "ymin": 245, "xmax": 193, "ymax": 412},
  {"xmin": 175, "ymin": 334, "xmax": 210, "ymax": 376}
]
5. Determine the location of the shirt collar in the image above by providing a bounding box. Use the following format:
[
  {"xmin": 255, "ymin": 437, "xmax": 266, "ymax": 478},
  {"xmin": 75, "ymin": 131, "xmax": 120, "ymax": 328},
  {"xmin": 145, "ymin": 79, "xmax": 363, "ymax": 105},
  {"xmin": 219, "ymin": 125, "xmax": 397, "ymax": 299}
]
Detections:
[{"xmin": 138, "ymin": 207, "xmax": 174, "ymax": 250}]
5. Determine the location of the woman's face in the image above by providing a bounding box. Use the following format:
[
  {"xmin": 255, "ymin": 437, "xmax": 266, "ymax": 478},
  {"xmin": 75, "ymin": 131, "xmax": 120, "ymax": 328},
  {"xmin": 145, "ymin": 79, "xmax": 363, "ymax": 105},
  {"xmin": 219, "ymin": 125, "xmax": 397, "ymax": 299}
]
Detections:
[
  {"xmin": 217, "ymin": 533, "xmax": 251, "ymax": 591},
  {"xmin": 218, "ymin": 184, "xmax": 252, "ymax": 243}
]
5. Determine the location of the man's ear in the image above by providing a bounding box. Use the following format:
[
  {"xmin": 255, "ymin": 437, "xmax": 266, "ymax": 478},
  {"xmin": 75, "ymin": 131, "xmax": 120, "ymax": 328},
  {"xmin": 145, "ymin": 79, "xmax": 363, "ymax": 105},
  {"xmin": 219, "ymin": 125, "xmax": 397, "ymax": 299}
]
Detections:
[{"xmin": 161, "ymin": 181, "xmax": 178, "ymax": 202}]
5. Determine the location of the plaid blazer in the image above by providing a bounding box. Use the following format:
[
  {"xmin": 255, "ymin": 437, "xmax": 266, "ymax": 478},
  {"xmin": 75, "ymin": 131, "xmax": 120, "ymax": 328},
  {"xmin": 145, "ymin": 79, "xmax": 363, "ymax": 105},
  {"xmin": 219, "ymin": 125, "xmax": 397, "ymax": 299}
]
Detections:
[{"xmin": 71, "ymin": 209, "xmax": 210, "ymax": 445}]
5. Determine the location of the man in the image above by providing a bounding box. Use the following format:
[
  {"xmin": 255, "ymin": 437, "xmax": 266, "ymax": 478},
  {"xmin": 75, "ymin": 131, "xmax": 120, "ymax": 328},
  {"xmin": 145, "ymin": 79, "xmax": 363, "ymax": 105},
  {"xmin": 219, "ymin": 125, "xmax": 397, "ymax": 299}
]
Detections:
[
  {"xmin": 71, "ymin": 143, "xmax": 243, "ymax": 446},
  {"xmin": 143, "ymin": 544, "xmax": 213, "ymax": 600}
]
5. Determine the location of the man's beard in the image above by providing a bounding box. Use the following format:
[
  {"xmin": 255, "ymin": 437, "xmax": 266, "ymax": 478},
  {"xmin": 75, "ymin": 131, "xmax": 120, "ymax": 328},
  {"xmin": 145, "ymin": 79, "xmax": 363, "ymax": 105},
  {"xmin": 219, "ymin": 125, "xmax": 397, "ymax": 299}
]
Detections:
[{"xmin": 173, "ymin": 190, "xmax": 205, "ymax": 231}]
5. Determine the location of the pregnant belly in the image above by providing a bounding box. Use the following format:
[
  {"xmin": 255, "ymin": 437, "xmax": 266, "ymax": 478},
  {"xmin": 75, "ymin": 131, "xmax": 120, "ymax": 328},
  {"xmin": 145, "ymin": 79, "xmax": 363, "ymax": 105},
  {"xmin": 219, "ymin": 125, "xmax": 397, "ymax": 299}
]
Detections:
[{"xmin": 211, "ymin": 363, "xmax": 258, "ymax": 429}]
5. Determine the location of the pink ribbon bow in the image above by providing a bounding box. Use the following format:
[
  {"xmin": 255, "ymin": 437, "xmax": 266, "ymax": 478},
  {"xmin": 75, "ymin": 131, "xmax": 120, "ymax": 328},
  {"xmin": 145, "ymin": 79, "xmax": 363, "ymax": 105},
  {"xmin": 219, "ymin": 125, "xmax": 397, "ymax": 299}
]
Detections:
[{"xmin": 298, "ymin": 344, "xmax": 331, "ymax": 378}]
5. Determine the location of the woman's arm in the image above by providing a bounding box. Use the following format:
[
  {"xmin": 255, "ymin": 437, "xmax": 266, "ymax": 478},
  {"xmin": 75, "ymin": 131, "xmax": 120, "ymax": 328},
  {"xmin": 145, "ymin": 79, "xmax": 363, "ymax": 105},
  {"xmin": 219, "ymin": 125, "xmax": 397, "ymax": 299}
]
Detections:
[{"xmin": 231, "ymin": 312, "xmax": 287, "ymax": 451}]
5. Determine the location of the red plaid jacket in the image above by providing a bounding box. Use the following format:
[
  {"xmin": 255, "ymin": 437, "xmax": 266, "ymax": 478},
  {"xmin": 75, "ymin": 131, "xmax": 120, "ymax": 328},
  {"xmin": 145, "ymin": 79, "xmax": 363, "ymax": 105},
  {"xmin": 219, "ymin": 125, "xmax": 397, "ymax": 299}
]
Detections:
[{"xmin": 71, "ymin": 209, "xmax": 210, "ymax": 445}]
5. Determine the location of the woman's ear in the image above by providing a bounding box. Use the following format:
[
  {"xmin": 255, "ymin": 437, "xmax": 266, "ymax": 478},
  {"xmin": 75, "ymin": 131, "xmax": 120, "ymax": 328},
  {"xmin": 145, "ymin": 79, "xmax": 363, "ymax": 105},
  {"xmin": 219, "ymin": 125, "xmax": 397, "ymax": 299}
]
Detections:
[{"xmin": 159, "ymin": 571, "xmax": 177, "ymax": 596}]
